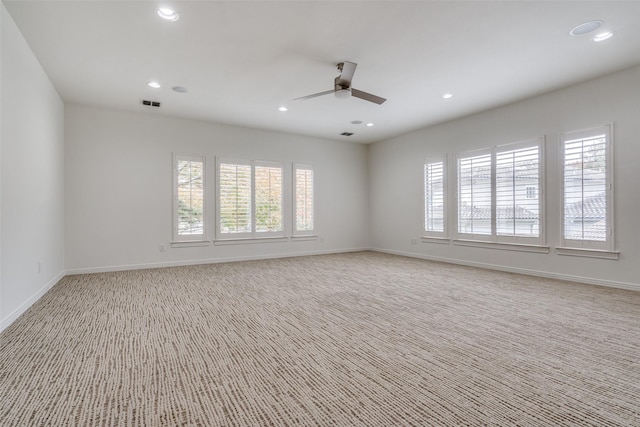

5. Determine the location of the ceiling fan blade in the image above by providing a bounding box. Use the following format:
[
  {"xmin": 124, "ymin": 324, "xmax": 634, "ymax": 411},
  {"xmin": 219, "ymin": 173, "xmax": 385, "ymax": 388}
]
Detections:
[
  {"xmin": 351, "ymin": 88, "xmax": 387, "ymax": 105},
  {"xmin": 293, "ymin": 89, "xmax": 335, "ymax": 101},
  {"xmin": 337, "ymin": 61, "xmax": 357, "ymax": 87}
]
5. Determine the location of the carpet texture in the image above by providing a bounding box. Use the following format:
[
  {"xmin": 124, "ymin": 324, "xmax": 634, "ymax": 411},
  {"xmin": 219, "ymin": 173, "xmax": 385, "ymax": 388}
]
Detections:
[{"xmin": 1, "ymin": 252, "xmax": 639, "ymax": 426}]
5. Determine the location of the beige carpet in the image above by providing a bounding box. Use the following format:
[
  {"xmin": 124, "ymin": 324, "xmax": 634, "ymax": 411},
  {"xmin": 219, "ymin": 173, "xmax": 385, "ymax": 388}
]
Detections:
[{"xmin": 1, "ymin": 252, "xmax": 639, "ymax": 426}]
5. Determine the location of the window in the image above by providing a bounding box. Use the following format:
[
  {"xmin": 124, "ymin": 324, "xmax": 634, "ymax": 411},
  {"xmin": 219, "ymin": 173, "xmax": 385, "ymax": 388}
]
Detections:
[
  {"xmin": 173, "ymin": 154, "xmax": 206, "ymax": 242},
  {"xmin": 217, "ymin": 158, "xmax": 284, "ymax": 239},
  {"xmin": 294, "ymin": 164, "xmax": 315, "ymax": 235},
  {"xmin": 424, "ymin": 159, "xmax": 446, "ymax": 236},
  {"xmin": 457, "ymin": 150, "xmax": 492, "ymax": 238},
  {"xmin": 560, "ymin": 125, "xmax": 613, "ymax": 251},
  {"xmin": 255, "ymin": 164, "xmax": 284, "ymax": 233},
  {"xmin": 495, "ymin": 143, "xmax": 541, "ymax": 240},
  {"xmin": 456, "ymin": 138, "xmax": 543, "ymax": 245},
  {"xmin": 219, "ymin": 161, "xmax": 252, "ymax": 235}
]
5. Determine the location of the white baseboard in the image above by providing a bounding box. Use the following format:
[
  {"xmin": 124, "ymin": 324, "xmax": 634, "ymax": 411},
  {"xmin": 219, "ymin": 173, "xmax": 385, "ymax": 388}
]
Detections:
[
  {"xmin": 64, "ymin": 247, "xmax": 370, "ymax": 275},
  {"xmin": 370, "ymin": 247, "xmax": 640, "ymax": 292},
  {"xmin": 0, "ymin": 271, "xmax": 65, "ymax": 333}
]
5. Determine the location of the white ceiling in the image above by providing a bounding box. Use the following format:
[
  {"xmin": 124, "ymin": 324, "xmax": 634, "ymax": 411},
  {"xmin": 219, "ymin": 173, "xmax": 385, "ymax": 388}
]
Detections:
[{"xmin": 5, "ymin": 1, "xmax": 640, "ymax": 144}]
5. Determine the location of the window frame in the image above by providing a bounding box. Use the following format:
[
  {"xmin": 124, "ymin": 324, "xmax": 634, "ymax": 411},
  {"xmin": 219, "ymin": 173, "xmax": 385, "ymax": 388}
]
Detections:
[
  {"xmin": 455, "ymin": 138, "xmax": 545, "ymax": 246},
  {"xmin": 423, "ymin": 156, "xmax": 447, "ymax": 238},
  {"xmin": 216, "ymin": 157, "xmax": 285, "ymax": 241},
  {"xmin": 559, "ymin": 124, "xmax": 615, "ymax": 254},
  {"xmin": 173, "ymin": 153, "xmax": 207, "ymax": 243},
  {"xmin": 293, "ymin": 163, "xmax": 316, "ymax": 237}
]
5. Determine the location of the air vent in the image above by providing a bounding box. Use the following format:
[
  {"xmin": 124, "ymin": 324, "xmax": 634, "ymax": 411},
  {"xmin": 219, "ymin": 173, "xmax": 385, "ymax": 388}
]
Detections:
[
  {"xmin": 141, "ymin": 100, "xmax": 161, "ymax": 107},
  {"xmin": 340, "ymin": 132, "xmax": 354, "ymax": 136}
]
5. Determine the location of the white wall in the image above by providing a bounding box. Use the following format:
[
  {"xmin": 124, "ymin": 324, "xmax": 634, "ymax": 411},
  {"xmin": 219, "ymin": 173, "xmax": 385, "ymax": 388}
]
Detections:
[
  {"xmin": 64, "ymin": 105, "xmax": 370, "ymax": 272},
  {"xmin": 1, "ymin": 3, "xmax": 65, "ymax": 330},
  {"xmin": 369, "ymin": 65, "xmax": 640, "ymax": 290},
  {"xmin": 2, "ymin": 1, "xmax": 638, "ymax": 332}
]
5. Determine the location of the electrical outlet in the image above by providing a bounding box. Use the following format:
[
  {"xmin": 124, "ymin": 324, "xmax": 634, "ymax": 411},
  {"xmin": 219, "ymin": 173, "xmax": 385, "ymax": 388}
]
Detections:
[
  {"xmin": 159, "ymin": 244, "xmax": 166, "ymax": 252},
  {"xmin": 411, "ymin": 238, "xmax": 418, "ymax": 245}
]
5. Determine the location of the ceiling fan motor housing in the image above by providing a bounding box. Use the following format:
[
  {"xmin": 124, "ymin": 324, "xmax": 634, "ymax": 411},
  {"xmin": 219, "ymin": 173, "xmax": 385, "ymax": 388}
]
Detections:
[{"xmin": 334, "ymin": 76, "xmax": 351, "ymax": 99}]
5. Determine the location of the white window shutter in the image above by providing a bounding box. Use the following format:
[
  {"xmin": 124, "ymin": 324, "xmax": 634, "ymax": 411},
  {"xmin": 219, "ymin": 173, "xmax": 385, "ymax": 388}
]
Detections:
[
  {"xmin": 255, "ymin": 164, "xmax": 284, "ymax": 234},
  {"xmin": 456, "ymin": 138, "xmax": 543, "ymax": 244},
  {"xmin": 496, "ymin": 145, "xmax": 540, "ymax": 238},
  {"xmin": 561, "ymin": 126, "xmax": 611, "ymax": 250},
  {"xmin": 457, "ymin": 153, "xmax": 492, "ymax": 236},
  {"xmin": 218, "ymin": 162, "xmax": 252, "ymax": 236},
  {"xmin": 424, "ymin": 161, "xmax": 445, "ymax": 234},
  {"xmin": 173, "ymin": 154, "xmax": 206, "ymax": 242},
  {"xmin": 294, "ymin": 165, "xmax": 314, "ymax": 234},
  {"xmin": 217, "ymin": 158, "xmax": 285, "ymax": 239}
]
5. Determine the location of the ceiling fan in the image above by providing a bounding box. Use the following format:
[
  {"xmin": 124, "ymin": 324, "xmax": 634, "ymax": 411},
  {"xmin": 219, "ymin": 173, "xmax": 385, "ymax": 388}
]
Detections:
[{"xmin": 294, "ymin": 61, "xmax": 387, "ymax": 105}]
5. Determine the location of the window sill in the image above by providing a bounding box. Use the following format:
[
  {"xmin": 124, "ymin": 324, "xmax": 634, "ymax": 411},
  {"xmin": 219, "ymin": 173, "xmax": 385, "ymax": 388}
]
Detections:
[
  {"xmin": 453, "ymin": 239, "xmax": 550, "ymax": 254},
  {"xmin": 214, "ymin": 237, "xmax": 288, "ymax": 246},
  {"xmin": 171, "ymin": 240, "xmax": 211, "ymax": 248},
  {"xmin": 556, "ymin": 247, "xmax": 619, "ymax": 260},
  {"xmin": 291, "ymin": 235, "xmax": 319, "ymax": 242},
  {"xmin": 421, "ymin": 236, "xmax": 450, "ymax": 245}
]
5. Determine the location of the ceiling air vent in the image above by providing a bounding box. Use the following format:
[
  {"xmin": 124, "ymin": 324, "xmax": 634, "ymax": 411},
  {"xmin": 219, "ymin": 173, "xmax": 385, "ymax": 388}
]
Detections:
[
  {"xmin": 141, "ymin": 100, "xmax": 161, "ymax": 107},
  {"xmin": 340, "ymin": 132, "xmax": 354, "ymax": 136}
]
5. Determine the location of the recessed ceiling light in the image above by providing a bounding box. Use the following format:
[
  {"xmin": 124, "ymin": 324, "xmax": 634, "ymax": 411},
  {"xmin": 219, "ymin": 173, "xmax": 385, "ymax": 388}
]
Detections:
[
  {"xmin": 172, "ymin": 86, "xmax": 187, "ymax": 93},
  {"xmin": 366, "ymin": 122, "xmax": 374, "ymax": 127},
  {"xmin": 147, "ymin": 81, "xmax": 160, "ymax": 89},
  {"xmin": 442, "ymin": 93, "xmax": 453, "ymax": 99},
  {"xmin": 157, "ymin": 7, "xmax": 179, "ymax": 21},
  {"xmin": 593, "ymin": 31, "xmax": 613, "ymax": 42},
  {"xmin": 570, "ymin": 20, "xmax": 603, "ymax": 36},
  {"xmin": 278, "ymin": 106, "xmax": 288, "ymax": 112},
  {"xmin": 351, "ymin": 120, "xmax": 363, "ymax": 125}
]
